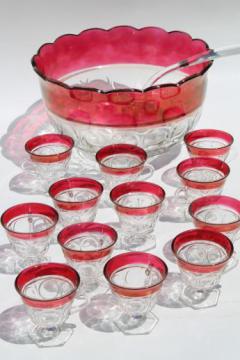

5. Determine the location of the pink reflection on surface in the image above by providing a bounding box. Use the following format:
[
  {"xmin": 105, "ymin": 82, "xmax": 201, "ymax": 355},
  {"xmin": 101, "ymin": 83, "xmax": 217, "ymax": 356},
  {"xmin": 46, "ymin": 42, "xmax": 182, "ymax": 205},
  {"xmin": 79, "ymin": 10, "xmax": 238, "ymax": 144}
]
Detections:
[{"xmin": 1, "ymin": 100, "xmax": 55, "ymax": 167}]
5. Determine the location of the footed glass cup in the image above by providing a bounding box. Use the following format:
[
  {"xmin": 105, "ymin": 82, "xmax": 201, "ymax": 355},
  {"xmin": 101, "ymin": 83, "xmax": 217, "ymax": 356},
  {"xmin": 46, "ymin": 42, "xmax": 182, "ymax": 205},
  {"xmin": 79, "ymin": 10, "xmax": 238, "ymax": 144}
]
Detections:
[
  {"xmin": 96, "ymin": 143, "xmax": 154, "ymax": 190},
  {"xmin": 104, "ymin": 252, "xmax": 168, "ymax": 335},
  {"xmin": 172, "ymin": 229, "xmax": 233, "ymax": 309},
  {"xmin": 15, "ymin": 262, "xmax": 80, "ymax": 347},
  {"xmin": 175, "ymin": 157, "xmax": 230, "ymax": 203},
  {"xmin": 1, "ymin": 203, "xmax": 58, "ymax": 270},
  {"xmin": 110, "ymin": 181, "xmax": 165, "ymax": 251},
  {"xmin": 25, "ymin": 134, "xmax": 74, "ymax": 185},
  {"xmin": 184, "ymin": 129, "xmax": 233, "ymax": 161},
  {"xmin": 49, "ymin": 177, "xmax": 103, "ymax": 226},
  {"xmin": 189, "ymin": 195, "xmax": 240, "ymax": 243},
  {"xmin": 58, "ymin": 222, "xmax": 117, "ymax": 296}
]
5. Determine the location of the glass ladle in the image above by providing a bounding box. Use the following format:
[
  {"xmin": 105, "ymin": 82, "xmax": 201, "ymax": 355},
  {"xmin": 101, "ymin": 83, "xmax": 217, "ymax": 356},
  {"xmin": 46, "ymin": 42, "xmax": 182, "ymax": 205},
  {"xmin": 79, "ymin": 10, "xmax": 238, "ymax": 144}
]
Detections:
[{"xmin": 143, "ymin": 44, "xmax": 240, "ymax": 89}]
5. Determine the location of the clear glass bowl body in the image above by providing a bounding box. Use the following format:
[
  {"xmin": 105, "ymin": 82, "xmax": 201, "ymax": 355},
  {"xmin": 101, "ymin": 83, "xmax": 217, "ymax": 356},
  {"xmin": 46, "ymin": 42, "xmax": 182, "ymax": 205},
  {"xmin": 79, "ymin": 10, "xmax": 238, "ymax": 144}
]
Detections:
[{"xmin": 32, "ymin": 26, "xmax": 212, "ymax": 157}]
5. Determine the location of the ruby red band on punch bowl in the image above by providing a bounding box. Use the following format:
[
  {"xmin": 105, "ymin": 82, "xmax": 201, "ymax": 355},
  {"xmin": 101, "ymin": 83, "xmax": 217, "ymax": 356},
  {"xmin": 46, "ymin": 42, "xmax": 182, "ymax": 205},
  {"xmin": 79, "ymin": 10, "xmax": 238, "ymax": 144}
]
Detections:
[
  {"xmin": 58, "ymin": 222, "xmax": 117, "ymax": 261},
  {"xmin": 176, "ymin": 157, "xmax": 230, "ymax": 190},
  {"xmin": 96, "ymin": 144, "xmax": 147, "ymax": 175},
  {"xmin": 172, "ymin": 229, "xmax": 233, "ymax": 274},
  {"xmin": 189, "ymin": 195, "xmax": 240, "ymax": 233},
  {"xmin": 49, "ymin": 177, "xmax": 103, "ymax": 211},
  {"xmin": 15, "ymin": 263, "xmax": 80, "ymax": 309},
  {"xmin": 110, "ymin": 181, "xmax": 165, "ymax": 216},
  {"xmin": 32, "ymin": 26, "xmax": 212, "ymax": 127},
  {"xmin": 25, "ymin": 134, "xmax": 74, "ymax": 163},
  {"xmin": 184, "ymin": 129, "xmax": 233, "ymax": 157},
  {"xmin": 104, "ymin": 252, "xmax": 168, "ymax": 298},
  {"xmin": 1, "ymin": 203, "xmax": 58, "ymax": 240}
]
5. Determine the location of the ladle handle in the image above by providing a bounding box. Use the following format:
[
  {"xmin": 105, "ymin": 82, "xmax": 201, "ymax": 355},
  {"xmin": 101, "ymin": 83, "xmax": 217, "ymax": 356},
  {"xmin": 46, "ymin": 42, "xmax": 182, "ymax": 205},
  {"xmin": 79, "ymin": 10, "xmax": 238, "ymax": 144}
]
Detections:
[{"xmin": 144, "ymin": 44, "xmax": 240, "ymax": 89}]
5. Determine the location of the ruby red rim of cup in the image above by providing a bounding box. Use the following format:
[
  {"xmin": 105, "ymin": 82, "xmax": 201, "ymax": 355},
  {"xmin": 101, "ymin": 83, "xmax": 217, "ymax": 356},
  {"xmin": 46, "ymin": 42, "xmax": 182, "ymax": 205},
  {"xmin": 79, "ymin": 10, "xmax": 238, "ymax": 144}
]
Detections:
[
  {"xmin": 15, "ymin": 262, "xmax": 80, "ymax": 308},
  {"xmin": 104, "ymin": 252, "xmax": 168, "ymax": 296},
  {"xmin": 189, "ymin": 195, "xmax": 240, "ymax": 226},
  {"xmin": 110, "ymin": 181, "xmax": 165, "ymax": 210},
  {"xmin": 184, "ymin": 129, "xmax": 233, "ymax": 151},
  {"xmin": 25, "ymin": 133, "xmax": 74, "ymax": 163},
  {"xmin": 49, "ymin": 177, "xmax": 104, "ymax": 205},
  {"xmin": 176, "ymin": 157, "xmax": 230, "ymax": 187},
  {"xmin": 57, "ymin": 222, "xmax": 118, "ymax": 259},
  {"xmin": 96, "ymin": 144, "xmax": 147, "ymax": 171},
  {"xmin": 1, "ymin": 202, "xmax": 59, "ymax": 237},
  {"xmin": 172, "ymin": 229, "xmax": 233, "ymax": 271}
]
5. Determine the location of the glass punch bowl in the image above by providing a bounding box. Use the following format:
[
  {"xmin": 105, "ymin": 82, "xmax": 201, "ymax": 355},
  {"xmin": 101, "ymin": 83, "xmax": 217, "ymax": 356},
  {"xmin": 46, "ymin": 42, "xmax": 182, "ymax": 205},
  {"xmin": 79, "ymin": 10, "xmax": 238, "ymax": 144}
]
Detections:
[{"xmin": 32, "ymin": 26, "xmax": 212, "ymax": 160}]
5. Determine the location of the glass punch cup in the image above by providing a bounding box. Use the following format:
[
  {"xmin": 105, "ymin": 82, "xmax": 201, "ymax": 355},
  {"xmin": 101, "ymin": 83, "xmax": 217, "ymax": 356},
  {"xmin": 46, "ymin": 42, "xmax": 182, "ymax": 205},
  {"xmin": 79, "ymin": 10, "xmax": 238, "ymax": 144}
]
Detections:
[
  {"xmin": 184, "ymin": 129, "xmax": 233, "ymax": 161},
  {"xmin": 1, "ymin": 203, "xmax": 58, "ymax": 271},
  {"xmin": 189, "ymin": 195, "xmax": 240, "ymax": 243},
  {"xmin": 25, "ymin": 133, "xmax": 74, "ymax": 185},
  {"xmin": 172, "ymin": 229, "xmax": 234, "ymax": 309},
  {"xmin": 104, "ymin": 252, "xmax": 168, "ymax": 335},
  {"xmin": 110, "ymin": 181, "xmax": 165, "ymax": 251},
  {"xmin": 96, "ymin": 143, "xmax": 154, "ymax": 190},
  {"xmin": 58, "ymin": 222, "xmax": 117, "ymax": 297},
  {"xmin": 49, "ymin": 177, "xmax": 103, "ymax": 226},
  {"xmin": 175, "ymin": 157, "xmax": 230, "ymax": 203},
  {"xmin": 15, "ymin": 262, "xmax": 80, "ymax": 347}
]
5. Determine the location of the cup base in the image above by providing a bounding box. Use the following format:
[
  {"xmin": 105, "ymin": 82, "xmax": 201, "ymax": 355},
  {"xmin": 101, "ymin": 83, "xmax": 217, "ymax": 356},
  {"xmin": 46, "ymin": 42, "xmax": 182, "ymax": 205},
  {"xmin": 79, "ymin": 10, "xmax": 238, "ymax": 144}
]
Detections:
[
  {"xmin": 76, "ymin": 277, "xmax": 109, "ymax": 302},
  {"xmin": 180, "ymin": 284, "xmax": 221, "ymax": 309},
  {"xmin": 28, "ymin": 324, "xmax": 74, "ymax": 348},
  {"xmin": 114, "ymin": 311, "xmax": 159, "ymax": 335},
  {"xmin": 120, "ymin": 233, "xmax": 156, "ymax": 252},
  {"xmin": 101, "ymin": 190, "xmax": 114, "ymax": 208},
  {"xmin": 51, "ymin": 223, "xmax": 64, "ymax": 244},
  {"xmin": 159, "ymin": 196, "xmax": 191, "ymax": 223},
  {"xmin": 15, "ymin": 256, "xmax": 49, "ymax": 272}
]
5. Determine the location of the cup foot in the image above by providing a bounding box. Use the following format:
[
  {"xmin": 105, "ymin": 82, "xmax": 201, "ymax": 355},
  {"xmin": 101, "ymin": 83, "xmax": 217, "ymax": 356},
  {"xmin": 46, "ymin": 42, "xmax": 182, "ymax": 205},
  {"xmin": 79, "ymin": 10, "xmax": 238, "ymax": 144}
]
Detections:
[
  {"xmin": 76, "ymin": 278, "xmax": 109, "ymax": 301},
  {"xmin": 114, "ymin": 311, "xmax": 159, "ymax": 335},
  {"xmin": 15, "ymin": 256, "xmax": 50, "ymax": 272},
  {"xmin": 28, "ymin": 324, "xmax": 75, "ymax": 348},
  {"xmin": 51, "ymin": 223, "xmax": 64, "ymax": 244},
  {"xmin": 159, "ymin": 196, "xmax": 191, "ymax": 223},
  {"xmin": 180, "ymin": 284, "xmax": 221, "ymax": 309},
  {"xmin": 120, "ymin": 233, "xmax": 156, "ymax": 252}
]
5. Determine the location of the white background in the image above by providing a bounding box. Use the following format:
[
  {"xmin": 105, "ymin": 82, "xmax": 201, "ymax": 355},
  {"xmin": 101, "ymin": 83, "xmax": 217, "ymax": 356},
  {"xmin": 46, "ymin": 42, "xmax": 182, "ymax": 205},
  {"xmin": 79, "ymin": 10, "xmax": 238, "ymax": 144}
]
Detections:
[{"xmin": 0, "ymin": 0, "xmax": 240, "ymax": 359}]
